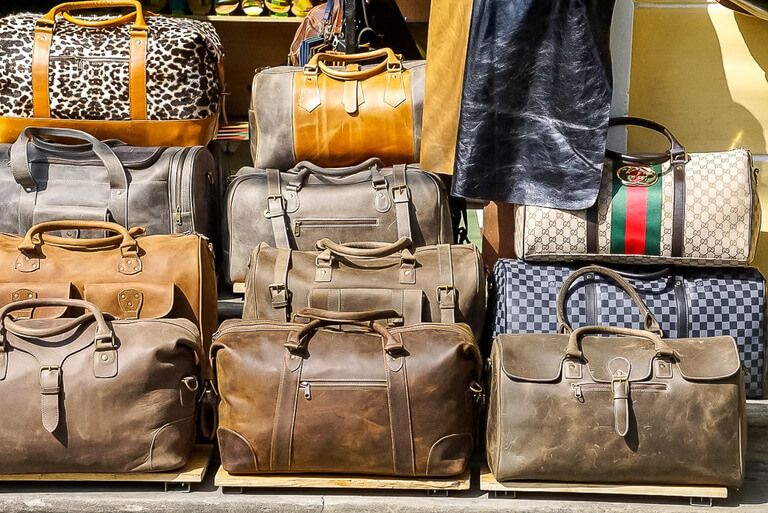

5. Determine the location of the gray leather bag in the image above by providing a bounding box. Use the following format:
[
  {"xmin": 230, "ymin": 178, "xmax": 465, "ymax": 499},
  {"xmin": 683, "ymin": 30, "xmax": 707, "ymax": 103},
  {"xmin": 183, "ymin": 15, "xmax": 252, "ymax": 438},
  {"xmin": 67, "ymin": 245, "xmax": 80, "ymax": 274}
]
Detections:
[
  {"xmin": 224, "ymin": 158, "xmax": 452, "ymax": 286},
  {"xmin": 0, "ymin": 127, "xmax": 215, "ymax": 238}
]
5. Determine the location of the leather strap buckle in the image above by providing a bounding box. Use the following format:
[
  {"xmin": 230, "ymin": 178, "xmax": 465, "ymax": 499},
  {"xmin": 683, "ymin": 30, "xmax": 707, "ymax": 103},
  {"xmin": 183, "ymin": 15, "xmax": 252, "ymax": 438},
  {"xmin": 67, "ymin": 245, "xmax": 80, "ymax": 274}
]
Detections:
[
  {"xmin": 437, "ymin": 285, "xmax": 456, "ymax": 309},
  {"xmin": 269, "ymin": 282, "xmax": 289, "ymax": 309},
  {"xmin": 391, "ymin": 184, "xmax": 410, "ymax": 201},
  {"xmin": 264, "ymin": 194, "xmax": 285, "ymax": 218},
  {"xmin": 40, "ymin": 365, "xmax": 61, "ymax": 394}
]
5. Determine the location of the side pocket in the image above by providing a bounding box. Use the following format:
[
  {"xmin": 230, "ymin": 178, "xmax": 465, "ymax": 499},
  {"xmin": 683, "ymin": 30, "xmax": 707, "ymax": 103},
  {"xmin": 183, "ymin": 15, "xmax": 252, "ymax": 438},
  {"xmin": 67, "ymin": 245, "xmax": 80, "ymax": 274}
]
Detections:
[
  {"xmin": 148, "ymin": 415, "xmax": 196, "ymax": 471},
  {"xmin": 218, "ymin": 427, "xmax": 259, "ymax": 474},
  {"xmin": 426, "ymin": 433, "xmax": 473, "ymax": 477}
]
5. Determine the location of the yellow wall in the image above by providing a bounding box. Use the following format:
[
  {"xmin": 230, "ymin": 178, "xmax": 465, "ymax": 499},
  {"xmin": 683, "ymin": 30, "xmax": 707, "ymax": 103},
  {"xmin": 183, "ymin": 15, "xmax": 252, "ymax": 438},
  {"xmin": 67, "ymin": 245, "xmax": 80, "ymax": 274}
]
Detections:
[{"xmin": 627, "ymin": 0, "xmax": 768, "ymax": 271}]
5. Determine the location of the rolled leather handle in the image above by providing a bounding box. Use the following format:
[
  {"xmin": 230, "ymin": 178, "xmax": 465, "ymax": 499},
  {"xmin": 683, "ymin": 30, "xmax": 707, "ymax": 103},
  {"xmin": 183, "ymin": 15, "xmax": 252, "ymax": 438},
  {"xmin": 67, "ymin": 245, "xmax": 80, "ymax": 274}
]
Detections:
[
  {"xmin": 306, "ymin": 48, "xmax": 402, "ymax": 81},
  {"xmin": 566, "ymin": 325, "xmax": 676, "ymax": 361},
  {"xmin": 0, "ymin": 298, "xmax": 112, "ymax": 343},
  {"xmin": 285, "ymin": 308, "xmax": 403, "ymax": 354},
  {"xmin": 315, "ymin": 237, "xmax": 412, "ymax": 258},
  {"xmin": 37, "ymin": 0, "xmax": 148, "ymax": 31},
  {"xmin": 606, "ymin": 116, "xmax": 687, "ymax": 165},
  {"xmin": 557, "ymin": 265, "xmax": 661, "ymax": 335},
  {"xmin": 291, "ymin": 158, "xmax": 384, "ymax": 178},
  {"xmin": 18, "ymin": 220, "xmax": 141, "ymax": 254}
]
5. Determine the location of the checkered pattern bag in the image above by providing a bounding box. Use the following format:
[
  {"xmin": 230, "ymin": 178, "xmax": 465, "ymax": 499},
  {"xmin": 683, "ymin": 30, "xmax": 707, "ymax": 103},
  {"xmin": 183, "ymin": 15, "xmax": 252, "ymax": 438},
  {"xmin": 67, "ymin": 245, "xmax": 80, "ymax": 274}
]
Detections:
[{"xmin": 492, "ymin": 259, "xmax": 766, "ymax": 398}]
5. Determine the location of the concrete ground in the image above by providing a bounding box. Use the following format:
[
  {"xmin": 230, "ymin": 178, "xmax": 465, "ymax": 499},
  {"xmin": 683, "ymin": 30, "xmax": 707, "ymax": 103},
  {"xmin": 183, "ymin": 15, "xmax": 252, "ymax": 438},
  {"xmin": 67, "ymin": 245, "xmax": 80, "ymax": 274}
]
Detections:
[{"xmin": 0, "ymin": 401, "xmax": 765, "ymax": 513}]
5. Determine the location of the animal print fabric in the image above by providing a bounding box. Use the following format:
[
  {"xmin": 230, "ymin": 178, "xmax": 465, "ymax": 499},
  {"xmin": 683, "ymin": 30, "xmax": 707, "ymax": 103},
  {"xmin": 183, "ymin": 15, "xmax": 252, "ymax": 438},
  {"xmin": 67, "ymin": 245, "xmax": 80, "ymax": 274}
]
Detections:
[
  {"xmin": 0, "ymin": 13, "xmax": 223, "ymax": 121},
  {"xmin": 514, "ymin": 149, "xmax": 759, "ymax": 266}
]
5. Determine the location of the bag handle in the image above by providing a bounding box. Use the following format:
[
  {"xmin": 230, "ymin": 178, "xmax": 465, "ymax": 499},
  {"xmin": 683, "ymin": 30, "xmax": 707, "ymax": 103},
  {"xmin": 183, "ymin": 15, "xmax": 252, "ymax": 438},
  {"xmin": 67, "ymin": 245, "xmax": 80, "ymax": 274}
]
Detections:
[
  {"xmin": 305, "ymin": 48, "xmax": 402, "ymax": 81},
  {"xmin": 606, "ymin": 117, "xmax": 687, "ymax": 166},
  {"xmin": 284, "ymin": 308, "xmax": 403, "ymax": 354},
  {"xmin": 37, "ymin": 1, "xmax": 149, "ymax": 30},
  {"xmin": 557, "ymin": 265, "xmax": 661, "ymax": 335},
  {"xmin": 33, "ymin": 1, "xmax": 149, "ymax": 121},
  {"xmin": 566, "ymin": 325, "xmax": 677, "ymax": 361},
  {"xmin": 315, "ymin": 238, "xmax": 412, "ymax": 258},
  {"xmin": 287, "ymin": 158, "xmax": 386, "ymax": 191},
  {"xmin": 0, "ymin": 298, "xmax": 112, "ymax": 344},
  {"xmin": 18, "ymin": 220, "xmax": 139, "ymax": 253},
  {"xmin": 11, "ymin": 128, "xmax": 129, "ymax": 227}
]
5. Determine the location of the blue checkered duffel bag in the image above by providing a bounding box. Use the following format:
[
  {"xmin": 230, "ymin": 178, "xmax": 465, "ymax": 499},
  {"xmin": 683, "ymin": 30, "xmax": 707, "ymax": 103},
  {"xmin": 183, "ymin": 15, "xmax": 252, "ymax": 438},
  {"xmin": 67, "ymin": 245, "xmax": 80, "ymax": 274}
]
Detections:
[{"xmin": 491, "ymin": 259, "xmax": 766, "ymax": 398}]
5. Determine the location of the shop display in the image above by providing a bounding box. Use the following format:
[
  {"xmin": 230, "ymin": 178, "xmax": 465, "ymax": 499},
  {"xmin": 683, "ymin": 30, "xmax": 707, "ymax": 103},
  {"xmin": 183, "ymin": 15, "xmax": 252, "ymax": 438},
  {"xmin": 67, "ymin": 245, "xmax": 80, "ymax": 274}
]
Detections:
[
  {"xmin": 0, "ymin": 298, "xmax": 200, "ymax": 473},
  {"xmin": 289, "ymin": 0, "xmax": 342, "ymax": 66},
  {"xmin": 242, "ymin": 239, "xmax": 486, "ymax": 339},
  {"xmin": 250, "ymin": 48, "xmax": 424, "ymax": 168},
  {"xmin": 211, "ymin": 307, "xmax": 481, "ymax": 476},
  {"xmin": 0, "ymin": 1, "xmax": 224, "ymax": 146},
  {"xmin": 224, "ymin": 158, "xmax": 453, "ymax": 285},
  {"xmin": 492, "ymin": 260, "xmax": 767, "ymax": 397},
  {"xmin": 0, "ymin": 220, "xmax": 217, "ymax": 353},
  {"xmin": 515, "ymin": 118, "xmax": 759, "ymax": 266},
  {"xmin": 487, "ymin": 267, "xmax": 746, "ymax": 487},
  {"xmin": 0, "ymin": 127, "xmax": 215, "ymax": 238},
  {"xmin": 453, "ymin": 0, "xmax": 616, "ymax": 208}
]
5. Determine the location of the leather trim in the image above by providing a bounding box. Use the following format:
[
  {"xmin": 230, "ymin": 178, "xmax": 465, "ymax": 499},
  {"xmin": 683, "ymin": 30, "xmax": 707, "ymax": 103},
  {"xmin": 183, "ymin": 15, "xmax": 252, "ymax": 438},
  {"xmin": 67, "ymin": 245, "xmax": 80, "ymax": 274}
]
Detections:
[
  {"xmin": 386, "ymin": 349, "xmax": 416, "ymax": 476},
  {"xmin": 31, "ymin": 26, "xmax": 53, "ymax": 118},
  {"xmin": 270, "ymin": 350, "xmax": 303, "ymax": 471},
  {"xmin": 671, "ymin": 162, "xmax": 686, "ymax": 257},
  {"xmin": 586, "ymin": 203, "xmax": 599, "ymax": 254},
  {"xmin": 0, "ymin": 116, "xmax": 219, "ymax": 147},
  {"xmin": 129, "ymin": 29, "xmax": 148, "ymax": 120}
]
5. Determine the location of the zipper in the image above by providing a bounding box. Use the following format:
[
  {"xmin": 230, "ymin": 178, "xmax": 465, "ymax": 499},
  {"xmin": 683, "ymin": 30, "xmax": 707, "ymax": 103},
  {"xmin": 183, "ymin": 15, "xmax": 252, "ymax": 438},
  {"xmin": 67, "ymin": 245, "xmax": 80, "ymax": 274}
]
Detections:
[
  {"xmin": 49, "ymin": 55, "xmax": 130, "ymax": 73},
  {"xmin": 298, "ymin": 379, "xmax": 387, "ymax": 400},
  {"xmin": 673, "ymin": 276, "xmax": 689, "ymax": 338},
  {"xmin": 172, "ymin": 147, "xmax": 193, "ymax": 230},
  {"xmin": 571, "ymin": 382, "xmax": 668, "ymax": 402},
  {"xmin": 294, "ymin": 218, "xmax": 378, "ymax": 237}
]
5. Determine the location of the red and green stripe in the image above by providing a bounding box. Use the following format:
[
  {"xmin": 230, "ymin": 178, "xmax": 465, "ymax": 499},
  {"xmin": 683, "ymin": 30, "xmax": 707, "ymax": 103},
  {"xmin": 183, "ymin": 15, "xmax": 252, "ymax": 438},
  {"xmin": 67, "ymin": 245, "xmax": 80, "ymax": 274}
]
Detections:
[{"xmin": 610, "ymin": 163, "xmax": 662, "ymax": 255}]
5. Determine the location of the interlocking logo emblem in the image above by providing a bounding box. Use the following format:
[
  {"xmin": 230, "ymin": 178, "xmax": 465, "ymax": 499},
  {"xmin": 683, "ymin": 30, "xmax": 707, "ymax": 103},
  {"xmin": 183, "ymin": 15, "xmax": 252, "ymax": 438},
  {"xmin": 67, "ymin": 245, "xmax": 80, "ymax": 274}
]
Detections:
[{"xmin": 616, "ymin": 165, "xmax": 659, "ymax": 187}]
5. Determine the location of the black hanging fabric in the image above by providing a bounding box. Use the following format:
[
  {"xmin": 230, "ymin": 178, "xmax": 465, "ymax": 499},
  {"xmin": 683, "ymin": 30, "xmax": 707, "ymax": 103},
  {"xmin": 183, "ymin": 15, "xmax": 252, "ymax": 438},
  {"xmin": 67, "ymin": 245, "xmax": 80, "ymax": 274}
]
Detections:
[{"xmin": 452, "ymin": 0, "xmax": 617, "ymax": 210}]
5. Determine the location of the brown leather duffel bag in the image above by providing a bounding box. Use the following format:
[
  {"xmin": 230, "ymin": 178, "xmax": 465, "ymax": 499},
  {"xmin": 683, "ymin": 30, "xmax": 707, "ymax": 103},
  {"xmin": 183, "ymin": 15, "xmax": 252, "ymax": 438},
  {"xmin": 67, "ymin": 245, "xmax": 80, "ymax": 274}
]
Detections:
[
  {"xmin": 487, "ymin": 266, "xmax": 747, "ymax": 487},
  {"xmin": 0, "ymin": 298, "xmax": 200, "ymax": 473},
  {"xmin": 0, "ymin": 220, "xmax": 217, "ymax": 361},
  {"xmin": 212, "ymin": 308, "xmax": 482, "ymax": 476},
  {"xmin": 243, "ymin": 238, "xmax": 486, "ymax": 340}
]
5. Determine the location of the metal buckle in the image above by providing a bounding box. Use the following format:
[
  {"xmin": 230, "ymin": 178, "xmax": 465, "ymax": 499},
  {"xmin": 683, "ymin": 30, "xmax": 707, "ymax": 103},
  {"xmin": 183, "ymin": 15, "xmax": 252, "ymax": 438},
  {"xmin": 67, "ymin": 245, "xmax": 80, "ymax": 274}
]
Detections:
[
  {"xmin": 437, "ymin": 285, "xmax": 456, "ymax": 308},
  {"xmin": 39, "ymin": 365, "xmax": 61, "ymax": 393},
  {"xmin": 263, "ymin": 194, "xmax": 285, "ymax": 218},
  {"xmin": 391, "ymin": 184, "xmax": 410, "ymax": 201},
  {"xmin": 386, "ymin": 61, "xmax": 403, "ymax": 73},
  {"xmin": 269, "ymin": 283, "xmax": 288, "ymax": 308}
]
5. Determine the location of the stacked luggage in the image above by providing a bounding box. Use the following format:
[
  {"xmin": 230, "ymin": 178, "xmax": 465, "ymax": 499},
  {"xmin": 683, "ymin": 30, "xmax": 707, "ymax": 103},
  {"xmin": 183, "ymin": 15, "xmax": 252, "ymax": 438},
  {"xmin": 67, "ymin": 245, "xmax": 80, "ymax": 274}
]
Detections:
[
  {"xmin": 0, "ymin": 0, "xmax": 757, "ymax": 495},
  {"xmin": 487, "ymin": 117, "xmax": 759, "ymax": 487}
]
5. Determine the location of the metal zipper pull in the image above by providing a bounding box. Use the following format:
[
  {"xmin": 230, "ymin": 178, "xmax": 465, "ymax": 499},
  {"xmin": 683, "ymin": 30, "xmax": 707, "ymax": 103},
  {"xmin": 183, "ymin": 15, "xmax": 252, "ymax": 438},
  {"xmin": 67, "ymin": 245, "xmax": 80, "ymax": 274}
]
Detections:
[
  {"xmin": 300, "ymin": 381, "xmax": 311, "ymax": 400},
  {"xmin": 174, "ymin": 207, "xmax": 183, "ymax": 226},
  {"xmin": 294, "ymin": 221, "xmax": 302, "ymax": 237},
  {"xmin": 572, "ymin": 383, "xmax": 584, "ymax": 403}
]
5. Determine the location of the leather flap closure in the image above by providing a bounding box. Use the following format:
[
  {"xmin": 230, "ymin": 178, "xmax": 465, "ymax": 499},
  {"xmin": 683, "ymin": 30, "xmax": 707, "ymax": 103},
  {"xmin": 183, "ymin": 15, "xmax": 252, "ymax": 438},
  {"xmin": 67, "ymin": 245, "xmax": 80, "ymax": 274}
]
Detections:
[
  {"xmin": 672, "ymin": 337, "xmax": 742, "ymax": 381},
  {"xmin": 498, "ymin": 334, "xmax": 567, "ymax": 382},
  {"xmin": 582, "ymin": 337, "xmax": 655, "ymax": 382},
  {"xmin": 0, "ymin": 282, "xmax": 73, "ymax": 319},
  {"xmin": 84, "ymin": 282, "xmax": 175, "ymax": 320}
]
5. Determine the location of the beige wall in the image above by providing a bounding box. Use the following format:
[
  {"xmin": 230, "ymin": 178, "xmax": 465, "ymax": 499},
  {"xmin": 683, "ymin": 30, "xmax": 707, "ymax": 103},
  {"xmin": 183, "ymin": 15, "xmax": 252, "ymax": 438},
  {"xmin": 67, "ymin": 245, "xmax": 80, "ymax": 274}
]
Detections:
[{"xmin": 626, "ymin": 0, "xmax": 768, "ymax": 271}]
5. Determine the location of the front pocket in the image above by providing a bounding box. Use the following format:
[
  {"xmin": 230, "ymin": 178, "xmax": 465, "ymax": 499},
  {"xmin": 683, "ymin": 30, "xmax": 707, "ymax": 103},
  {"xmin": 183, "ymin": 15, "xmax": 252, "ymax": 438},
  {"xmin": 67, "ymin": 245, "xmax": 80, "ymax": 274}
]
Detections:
[
  {"xmin": 293, "ymin": 217, "xmax": 379, "ymax": 238},
  {"xmin": 291, "ymin": 379, "xmax": 393, "ymax": 474}
]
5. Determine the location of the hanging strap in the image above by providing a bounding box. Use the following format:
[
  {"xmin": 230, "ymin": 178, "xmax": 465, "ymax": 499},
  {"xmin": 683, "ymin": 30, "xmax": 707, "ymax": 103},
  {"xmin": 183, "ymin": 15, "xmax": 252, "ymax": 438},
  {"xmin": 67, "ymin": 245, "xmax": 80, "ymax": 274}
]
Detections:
[
  {"xmin": 266, "ymin": 169, "xmax": 291, "ymax": 248},
  {"xmin": 269, "ymin": 350, "xmax": 302, "ymax": 471},
  {"xmin": 436, "ymin": 244, "xmax": 456, "ymax": 323},
  {"xmin": 392, "ymin": 164, "xmax": 413, "ymax": 242},
  {"xmin": 268, "ymin": 247, "xmax": 292, "ymax": 321},
  {"xmin": 386, "ymin": 349, "xmax": 416, "ymax": 476}
]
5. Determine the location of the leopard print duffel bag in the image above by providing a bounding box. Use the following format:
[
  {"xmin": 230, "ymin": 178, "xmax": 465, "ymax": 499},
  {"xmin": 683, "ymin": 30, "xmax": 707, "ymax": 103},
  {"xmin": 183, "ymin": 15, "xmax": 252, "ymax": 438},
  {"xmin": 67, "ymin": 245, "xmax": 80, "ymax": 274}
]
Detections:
[{"xmin": 0, "ymin": 0, "xmax": 224, "ymax": 146}]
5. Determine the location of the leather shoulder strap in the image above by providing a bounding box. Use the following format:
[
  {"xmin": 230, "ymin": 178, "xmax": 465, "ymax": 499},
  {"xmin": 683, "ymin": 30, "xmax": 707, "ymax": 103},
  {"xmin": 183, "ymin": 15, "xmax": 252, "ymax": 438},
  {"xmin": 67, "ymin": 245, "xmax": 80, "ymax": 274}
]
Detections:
[
  {"xmin": 386, "ymin": 348, "xmax": 415, "ymax": 476},
  {"xmin": 392, "ymin": 164, "xmax": 413, "ymax": 242},
  {"xmin": 436, "ymin": 244, "xmax": 456, "ymax": 323},
  {"xmin": 266, "ymin": 169, "xmax": 291, "ymax": 248},
  {"xmin": 270, "ymin": 350, "xmax": 302, "ymax": 471}
]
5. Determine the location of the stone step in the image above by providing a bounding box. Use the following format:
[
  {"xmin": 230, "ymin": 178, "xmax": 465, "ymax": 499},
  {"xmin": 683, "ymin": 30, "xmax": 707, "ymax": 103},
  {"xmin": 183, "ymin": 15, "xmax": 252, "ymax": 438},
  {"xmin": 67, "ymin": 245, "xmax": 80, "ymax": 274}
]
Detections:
[{"xmin": 0, "ymin": 400, "xmax": 765, "ymax": 513}]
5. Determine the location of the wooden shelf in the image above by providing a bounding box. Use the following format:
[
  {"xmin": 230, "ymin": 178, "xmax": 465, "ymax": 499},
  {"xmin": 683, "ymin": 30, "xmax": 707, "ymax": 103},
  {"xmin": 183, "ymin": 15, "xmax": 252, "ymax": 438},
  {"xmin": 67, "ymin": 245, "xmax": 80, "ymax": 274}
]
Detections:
[{"xmin": 179, "ymin": 15, "xmax": 302, "ymax": 23}]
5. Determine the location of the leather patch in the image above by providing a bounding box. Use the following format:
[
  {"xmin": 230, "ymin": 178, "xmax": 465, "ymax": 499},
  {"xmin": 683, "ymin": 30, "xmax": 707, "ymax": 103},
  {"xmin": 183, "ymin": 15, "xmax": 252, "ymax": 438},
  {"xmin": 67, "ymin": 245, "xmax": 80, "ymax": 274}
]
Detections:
[
  {"xmin": 93, "ymin": 347, "xmax": 118, "ymax": 379},
  {"xmin": 655, "ymin": 358, "xmax": 673, "ymax": 379},
  {"xmin": 11, "ymin": 288, "xmax": 37, "ymax": 320},
  {"xmin": 118, "ymin": 255, "xmax": 142, "ymax": 275},
  {"xmin": 384, "ymin": 70, "xmax": 407, "ymax": 108},
  {"xmin": 298, "ymin": 73, "xmax": 322, "ymax": 113},
  {"xmin": 15, "ymin": 253, "xmax": 40, "ymax": 273},
  {"xmin": 118, "ymin": 289, "xmax": 143, "ymax": 319},
  {"xmin": 40, "ymin": 366, "xmax": 61, "ymax": 433},
  {"xmin": 563, "ymin": 359, "xmax": 582, "ymax": 380}
]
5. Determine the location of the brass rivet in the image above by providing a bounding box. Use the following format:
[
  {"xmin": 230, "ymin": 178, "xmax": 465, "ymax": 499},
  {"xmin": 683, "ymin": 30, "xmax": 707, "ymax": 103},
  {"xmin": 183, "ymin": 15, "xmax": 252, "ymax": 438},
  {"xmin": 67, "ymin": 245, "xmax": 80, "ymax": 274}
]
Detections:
[
  {"xmin": 27, "ymin": 294, "xmax": 32, "ymax": 299},
  {"xmin": 101, "ymin": 354, "xmax": 109, "ymax": 361},
  {"xmin": 127, "ymin": 302, "xmax": 133, "ymax": 307},
  {"xmin": 134, "ymin": 267, "xmax": 139, "ymax": 271},
  {"xmin": 31, "ymin": 263, "xmax": 36, "ymax": 268},
  {"xmin": 16, "ymin": 263, "xmax": 21, "ymax": 268},
  {"xmin": 24, "ymin": 256, "xmax": 29, "ymax": 261},
  {"xmin": 120, "ymin": 294, "xmax": 126, "ymax": 299},
  {"xmin": 126, "ymin": 259, "xmax": 132, "ymax": 264},
  {"xmin": 404, "ymin": 270, "xmax": 411, "ymax": 275},
  {"xmin": 134, "ymin": 294, "xmax": 139, "ymax": 299}
]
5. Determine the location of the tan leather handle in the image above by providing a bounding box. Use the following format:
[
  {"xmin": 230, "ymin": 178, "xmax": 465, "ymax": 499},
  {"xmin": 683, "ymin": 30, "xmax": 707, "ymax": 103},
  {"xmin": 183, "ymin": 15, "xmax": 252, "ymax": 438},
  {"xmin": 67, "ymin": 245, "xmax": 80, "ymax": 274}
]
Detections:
[
  {"xmin": 566, "ymin": 325, "xmax": 676, "ymax": 361},
  {"xmin": 315, "ymin": 238, "xmax": 412, "ymax": 258},
  {"xmin": 37, "ymin": 1, "xmax": 148, "ymax": 31},
  {"xmin": 285, "ymin": 308, "xmax": 403, "ymax": 355},
  {"xmin": 297, "ymin": 307, "xmax": 401, "ymax": 323},
  {"xmin": 556, "ymin": 265, "xmax": 661, "ymax": 335},
  {"xmin": 18, "ymin": 221, "xmax": 141, "ymax": 254},
  {"xmin": 0, "ymin": 299, "xmax": 112, "ymax": 344},
  {"xmin": 305, "ymin": 48, "xmax": 402, "ymax": 81}
]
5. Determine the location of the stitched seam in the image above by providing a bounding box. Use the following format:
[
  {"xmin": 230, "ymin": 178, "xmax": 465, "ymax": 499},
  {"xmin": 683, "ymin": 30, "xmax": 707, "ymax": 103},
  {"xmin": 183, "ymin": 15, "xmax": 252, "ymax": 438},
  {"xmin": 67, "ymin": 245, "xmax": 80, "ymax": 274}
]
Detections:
[
  {"xmin": 148, "ymin": 415, "xmax": 194, "ymax": 471},
  {"xmin": 219, "ymin": 427, "xmax": 259, "ymax": 471}
]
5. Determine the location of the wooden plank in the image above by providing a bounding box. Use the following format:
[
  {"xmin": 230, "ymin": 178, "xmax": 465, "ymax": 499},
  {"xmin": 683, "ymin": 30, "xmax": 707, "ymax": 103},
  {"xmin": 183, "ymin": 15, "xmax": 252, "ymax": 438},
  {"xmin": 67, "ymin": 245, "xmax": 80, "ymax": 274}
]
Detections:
[
  {"xmin": 215, "ymin": 466, "xmax": 470, "ymax": 490},
  {"xmin": 480, "ymin": 467, "xmax": 728, "ymax": 499},
  {"xmin": 0, "ymin": 445, "xmax": 211, "ymax": 483}
]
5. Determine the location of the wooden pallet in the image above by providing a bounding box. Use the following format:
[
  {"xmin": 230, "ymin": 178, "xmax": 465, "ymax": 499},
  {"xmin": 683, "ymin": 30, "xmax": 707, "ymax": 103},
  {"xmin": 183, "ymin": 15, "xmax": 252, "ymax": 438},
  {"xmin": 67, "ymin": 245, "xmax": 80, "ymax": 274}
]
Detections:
[
  {"xmin": 215, "ymin": 466, "xmax": 471, "ymax": 495},
  {"xmin": 480, "ymin": 467, "xmax": 728, "ymax": 506},
  {"xmin": 0, "ymin": 445, "xmax": 212, "ymax": 493}
]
